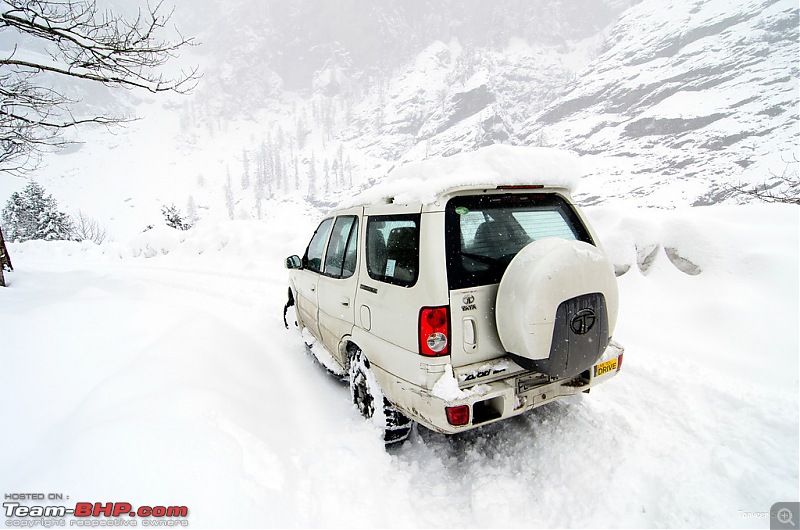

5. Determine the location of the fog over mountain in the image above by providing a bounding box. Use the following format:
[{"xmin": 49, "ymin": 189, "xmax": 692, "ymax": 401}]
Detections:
[
  {"xmin": 183, "ymin": 0, "xmax": 629, "ymax": 91},
  {"xmin": 0, "ymin": 0, "xmax": 797, "ymax": 231},
  {"xmin": 179, "ymin": 0, "xmax": 797, "ymax": 207}
]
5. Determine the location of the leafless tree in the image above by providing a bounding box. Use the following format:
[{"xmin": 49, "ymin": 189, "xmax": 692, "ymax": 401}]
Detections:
[
  {"xmin": 0, "ymin": 0, "xmax": 199, "ymax": 172},
  {"xmin": 71, "ymin": 210, "xmax": 107, "ymax": 243},
  {"xmin": 728, "ymin": 155, "xmax": 800, "ymax": 205}
]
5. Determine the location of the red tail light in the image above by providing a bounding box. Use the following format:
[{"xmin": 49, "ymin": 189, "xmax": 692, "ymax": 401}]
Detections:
[
  {"xmin": 617, "ymin": 353, "xmax": 624, "ymax": 371},
  {"xmin": 446, "ymin": 405, "xmax": 470, "ymax": 426},
  {"xmin": 419, "ymin": 306, "xmax": 450, "ymax": 356}
]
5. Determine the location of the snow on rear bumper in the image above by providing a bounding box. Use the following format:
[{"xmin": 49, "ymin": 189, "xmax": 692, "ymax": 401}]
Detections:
[{"xmin": 381, "ymin": 342, "xmax": 624, "ymax": 435}]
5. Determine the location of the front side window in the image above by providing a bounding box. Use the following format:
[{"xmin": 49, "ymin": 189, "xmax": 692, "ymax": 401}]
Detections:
[
  {"xmin": 366, "ymin": 214, "xmax": 420, "ymax": 287},
  {"xmin": 303, "ymin": 218, "xmax": 333, "ymax": 273},
  {"xmin": 324, "ymin": 216, "xmax": 359, "ymax": 278},
  {"xmin": 445, "ymin": 193, "xmax": 593, "ymax": 289}
]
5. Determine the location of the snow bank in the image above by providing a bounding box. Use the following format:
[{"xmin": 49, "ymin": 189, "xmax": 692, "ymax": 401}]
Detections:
[
  {"xmin": 585, "ymin": 203, "xmax": 796, "ymax": 279},
  {"xmin": 1, "ymin": 202, "xmax": 797, "ymax": 528},
  {"xmin": 6, "ymin": 202, "xmax": 322, "ymax": 268},
  {"xmin": 343, "ymin": 144, "xmax": 584, "ymax": 206}
]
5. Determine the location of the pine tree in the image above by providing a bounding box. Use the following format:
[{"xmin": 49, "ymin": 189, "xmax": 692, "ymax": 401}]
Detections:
[
  {"xmin": 260, "ymin": 139, "xmax": 273, "ymax": 198},
  {"xmin": 241, "ymin": 149, "xmax": 251, "ymax": 190},
  {"xmin": 162, "ymin": 204, "xmax": 190, "ymax": 230},
  {"xmin": 345, "ymin": 156, "xmax": 354, "ymax": 188},
  {"xmin": 307, "ymin": 151, "xmax": 318, "ymax": 198},
  {"xmin": 254, "ymin": 190, "xmax": 263, "ymax": 220},
  {"xmin": 323, "ymin": 158, "xmax": 331, "ymax": 194},
  {"xmin": 186, "ymin": 196, "xmax": 198, "ymax": 226},
  {"xmin": 335, "ymin": 144, "xmax": 345, "ymax": 188},
  {"xmin": 1, "ymin": 181, "xmax": 72, "ymax": 242},
  {"xmin": 296, "ymin": 113, "xmax": 309, "ymax": 149},
  {"xmin": 38, "ymin": 207, "xmax": 73, "ymax": 240},
  {"xmin": 224, "ymin": 170, "xmax": 235, "ymax": 220},
  {"xmin": 332, "ymin": 156, "xmax": 340, "ymax": 189},
  {"xmin": 274, "ymin": 149, "xmax": 284, "ymax": 194},
  {"xmin": 1, "ymin": 192, "xmax": 33, "ymax": 242}
]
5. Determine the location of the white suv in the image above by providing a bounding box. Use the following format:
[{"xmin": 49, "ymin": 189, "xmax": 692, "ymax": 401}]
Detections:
[{"xmin": 284, "ymin": 146, "xmax": 623, "ymax": 444}]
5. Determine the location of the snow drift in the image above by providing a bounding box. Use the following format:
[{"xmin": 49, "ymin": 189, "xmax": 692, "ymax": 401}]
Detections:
[{"xmin": 1, "ymin": 202, "xmax": 796, "ymax": 528}]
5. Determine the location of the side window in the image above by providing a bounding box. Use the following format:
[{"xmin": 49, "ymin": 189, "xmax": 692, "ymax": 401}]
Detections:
[
  {"xmin": 342, "ymin": 218, "xmax": 359, "ymax": 278},
  {"xmin": 303, "ymin": 218, "xmax": 333, "ymax": 273},
  {"xmin": 323, "ymin": 216, "xmax": 358, "ymax": 279},
  {"xmin": 366, "ymin": 214, "xmax": 420, "ymax": 287}
]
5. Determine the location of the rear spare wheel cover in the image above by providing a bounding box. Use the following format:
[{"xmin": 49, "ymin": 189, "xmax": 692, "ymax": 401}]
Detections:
[{"xmin": 495, "ymin": 238, "xmax": 619, "ymax": 377}]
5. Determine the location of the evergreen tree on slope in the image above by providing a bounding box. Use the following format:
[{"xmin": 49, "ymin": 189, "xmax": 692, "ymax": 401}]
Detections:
[{"xmin": 1, "ymin": 182, "xmax": 72, "ymax": 242}]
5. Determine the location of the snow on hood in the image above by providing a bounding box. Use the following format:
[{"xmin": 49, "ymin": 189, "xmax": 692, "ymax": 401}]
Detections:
[{"xmin": 343, "ymin": 145, "xmax": 584, "ymax": 207}]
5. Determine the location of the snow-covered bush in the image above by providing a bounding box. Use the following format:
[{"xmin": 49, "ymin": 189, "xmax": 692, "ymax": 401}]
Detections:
[{"xmin": 1, "ymin": 181, "xmax": 73, "ymax": 242}]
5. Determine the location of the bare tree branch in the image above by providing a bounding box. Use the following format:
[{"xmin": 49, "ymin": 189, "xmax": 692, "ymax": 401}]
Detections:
[
  {"xmin": 727, "ymin": 154, "xmax": 800, "ymax": 205},
  {"xmin": 71, "ymin": 209, "xmax": 107, "ymax": 243},
  {"xmin": 0, "ymin": 0, "xmax": 199, "ymax": 173}
]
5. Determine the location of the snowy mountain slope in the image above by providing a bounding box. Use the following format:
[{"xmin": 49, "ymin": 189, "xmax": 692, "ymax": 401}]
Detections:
[
  {"xmin": 3, "ymin": 0, "xmax": 795, "ymax": 240},
  {"xmin": 341, "ymin": 34, "xmax": 609, "ymax": 164},
  {"xmin": 1, "ymin": 203, "xmax": 797, "ymax": 528},
  {"xmin": 521, "ymin": 0, "xmax": 799, "ymax": 206},
  {"xmin": 247, "ymin": 0, "xmax": 797, "ymax": 209}
]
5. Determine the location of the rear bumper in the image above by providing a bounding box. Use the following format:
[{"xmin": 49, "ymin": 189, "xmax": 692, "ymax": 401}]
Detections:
[{"xmin": 381, "ymin": 342, "xmax": 624, "ymax": 435}]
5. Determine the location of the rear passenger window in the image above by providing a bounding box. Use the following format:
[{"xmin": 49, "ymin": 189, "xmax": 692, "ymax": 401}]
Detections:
[
  {"xmin": 324, "ymin": 216, "xmax": 358, "ymax": 278},
  {"xmin": 366, "ymin": 215, "xmax": 420, "ymax": 287},
  {"xmin": 303, "ymin": 218, "xmax": 333, "ymax": 273}
]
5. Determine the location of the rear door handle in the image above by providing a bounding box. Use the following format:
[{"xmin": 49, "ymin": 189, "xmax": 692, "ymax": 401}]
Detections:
[
  {"xmin": 341, "ymin": 296, "xmax": 350, "ymax": 307},
  {"xmin": 463, "ymin": 317, "xmax": 477, "ymax": 350}
]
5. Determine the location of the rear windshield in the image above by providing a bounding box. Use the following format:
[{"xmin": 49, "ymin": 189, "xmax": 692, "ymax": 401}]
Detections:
[{"xmin": 445, "ymin": 193, "xmax": 594, "ymax": 290}]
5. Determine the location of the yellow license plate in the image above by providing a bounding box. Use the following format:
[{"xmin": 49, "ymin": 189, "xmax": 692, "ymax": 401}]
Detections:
[{"xmin": 594, "ymin": 358, "xmax": 618, "ymax": 377}]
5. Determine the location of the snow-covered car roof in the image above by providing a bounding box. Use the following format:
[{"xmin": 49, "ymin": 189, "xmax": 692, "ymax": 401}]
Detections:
[{"xmin": 342, "ymin": 145, "xmax": 583, "ymax": 207}]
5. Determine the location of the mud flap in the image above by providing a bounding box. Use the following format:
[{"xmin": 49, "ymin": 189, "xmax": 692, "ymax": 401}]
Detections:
[{"xmin": 283, "ymin": 288, "xmax": 295, "ymax": 329}]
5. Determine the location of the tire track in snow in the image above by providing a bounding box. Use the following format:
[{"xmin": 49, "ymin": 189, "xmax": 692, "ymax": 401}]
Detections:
[{"xmin": 74, "ymin": 259, "xmax": 397, "ymax": 523}]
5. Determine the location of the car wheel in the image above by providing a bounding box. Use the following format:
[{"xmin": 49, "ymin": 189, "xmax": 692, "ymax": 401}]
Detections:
[{"xmin": 348, "ymin": 347, "xmax": 413, "ymax": 445}]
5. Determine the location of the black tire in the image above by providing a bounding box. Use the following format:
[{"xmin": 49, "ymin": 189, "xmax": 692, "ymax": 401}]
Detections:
[{"xmin": 348, "ymin": 348, "xmax": 413, "ymax": 445}]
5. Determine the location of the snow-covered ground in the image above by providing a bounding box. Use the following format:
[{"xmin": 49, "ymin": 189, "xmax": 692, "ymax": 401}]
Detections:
[{"xmin": 1, "ymin": 201, "xmax": 797, "ymax": 528}]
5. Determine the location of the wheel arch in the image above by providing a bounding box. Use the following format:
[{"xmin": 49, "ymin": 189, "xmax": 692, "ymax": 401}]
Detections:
[{"xmin": 340, "ymin": 338, "xmax": 361, "ymax": 372}]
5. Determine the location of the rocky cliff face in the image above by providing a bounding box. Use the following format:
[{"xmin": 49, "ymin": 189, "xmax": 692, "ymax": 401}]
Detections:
[
  {"xmin": 315, "ymin": 0, "xmax": 798, "ymax": 206},
  {"xmin": 341, "ymin": 38, "xmax": 605, "ymax": 163},
  {"xmin": 520, "ymin": 0, "xmax": 799, "ymax": 205}
]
